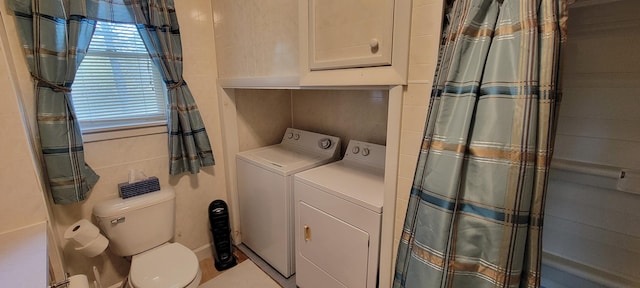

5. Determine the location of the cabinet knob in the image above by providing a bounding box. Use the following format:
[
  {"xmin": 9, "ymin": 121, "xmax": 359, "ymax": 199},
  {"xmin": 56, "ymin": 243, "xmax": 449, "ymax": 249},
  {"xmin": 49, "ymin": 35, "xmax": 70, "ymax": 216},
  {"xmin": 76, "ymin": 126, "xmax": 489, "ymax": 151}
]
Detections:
[{"xmin": 369, "ymin": 38, "xmax": 379, "ymax": 53}]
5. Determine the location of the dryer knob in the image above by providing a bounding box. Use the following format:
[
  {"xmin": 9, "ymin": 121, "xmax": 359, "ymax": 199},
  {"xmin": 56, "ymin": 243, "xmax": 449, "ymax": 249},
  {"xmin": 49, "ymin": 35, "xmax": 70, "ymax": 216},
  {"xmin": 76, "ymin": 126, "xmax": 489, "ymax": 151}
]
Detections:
[
  {"xmin": 287, "ymin": 132, "xmax": 294, "ymax": 139},
  {"xmin": 318, "ymin": 138, "xmax": 332, "ymax": 149},
  {"xmin": 294, "ymin": 133, "xmax": 300, "ymax": 140},
  {"xmin": 352, "ymin": 146, "xmax": 360, "ymax": 154},
  {"xmin": 362, "ymin": 148, "xmax": 370, "ymax": 156}
]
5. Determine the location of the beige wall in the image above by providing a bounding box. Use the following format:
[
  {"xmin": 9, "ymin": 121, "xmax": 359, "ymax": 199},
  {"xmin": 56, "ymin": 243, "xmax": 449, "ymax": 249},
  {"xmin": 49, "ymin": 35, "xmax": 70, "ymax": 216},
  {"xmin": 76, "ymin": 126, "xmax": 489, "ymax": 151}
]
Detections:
[
  {"xmin": 0, "ymin": 10, "xmax": 48, "ymax": 235},
  {"xmin": 0, "ymin": 0, "xmax": 226, "ymax": 286},
  {"xmin": 236, "ymin": 89, "xmax": 293, "ymax": 152},
  {"xmin": 0, "ymin": 6, "xmax": 68, "ymax": 281},
  {"xmin": 234, "ymin": 89, "xmax": 389, "ymax": 156},
  {"xmin": 292, "ymin": 89, "xmax": 389, "ymax": 155},
  {"xmin": 392, "ymin": 0, "xmax": 443, "ymax": 264}
]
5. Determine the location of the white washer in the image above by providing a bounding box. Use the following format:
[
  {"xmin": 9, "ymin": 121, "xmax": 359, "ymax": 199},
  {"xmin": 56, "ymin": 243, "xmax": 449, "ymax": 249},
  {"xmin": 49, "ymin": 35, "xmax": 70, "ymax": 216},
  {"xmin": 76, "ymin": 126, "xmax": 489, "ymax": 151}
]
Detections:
[
  {"xmin": 236, "ymin": 128, "xmax": 340, "ymax": 278},
  {"xmin": 294, "ymin": 140, "xmax": 385, "ymax": 288}
]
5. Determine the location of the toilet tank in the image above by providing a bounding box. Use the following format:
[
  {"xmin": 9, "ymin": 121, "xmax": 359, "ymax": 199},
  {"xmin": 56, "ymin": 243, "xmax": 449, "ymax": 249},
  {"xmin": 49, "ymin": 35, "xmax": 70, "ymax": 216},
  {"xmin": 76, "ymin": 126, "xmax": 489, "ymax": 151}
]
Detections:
[{"xmin": 93, "ymin": 188, "xmax": 176, "ymax": 256}]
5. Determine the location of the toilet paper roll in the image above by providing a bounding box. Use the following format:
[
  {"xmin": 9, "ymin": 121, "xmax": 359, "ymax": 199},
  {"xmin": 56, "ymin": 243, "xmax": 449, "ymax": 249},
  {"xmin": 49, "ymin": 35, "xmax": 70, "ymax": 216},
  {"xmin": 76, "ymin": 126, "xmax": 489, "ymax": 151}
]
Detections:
[
  {"xmin": 64, "ymin": 219, "xmax": 100, "ymax": 247},
  {"xmin": 75, "ymin": 234, "xmax": 109, "ymax": 257},
  {"xmin": 68, "ymin": 274, "xmax": 90, "ymax": 288}
]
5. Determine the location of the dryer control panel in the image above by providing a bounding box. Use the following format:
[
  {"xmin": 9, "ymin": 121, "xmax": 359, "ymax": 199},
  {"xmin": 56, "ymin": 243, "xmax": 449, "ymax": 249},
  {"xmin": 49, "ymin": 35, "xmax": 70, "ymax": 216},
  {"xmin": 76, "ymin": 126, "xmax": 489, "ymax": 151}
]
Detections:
[{"xmin": 343, "ymin": 140, "xmax": 386, "ymax": 169}]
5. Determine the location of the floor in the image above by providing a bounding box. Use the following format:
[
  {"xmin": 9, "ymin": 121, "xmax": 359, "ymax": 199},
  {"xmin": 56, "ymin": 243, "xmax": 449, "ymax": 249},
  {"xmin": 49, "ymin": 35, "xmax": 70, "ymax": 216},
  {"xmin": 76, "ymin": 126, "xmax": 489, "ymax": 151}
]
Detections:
[
  {"xmin": 198, "ymin": 247, "xmax": 249, "ymax": 284},
  {"xmin": 199, "ymin": 261, "xmax": 281, "ymax": 288},
  {"xmin": 197, "ymin": 244, "xmax": 296, "ymax": 288}
]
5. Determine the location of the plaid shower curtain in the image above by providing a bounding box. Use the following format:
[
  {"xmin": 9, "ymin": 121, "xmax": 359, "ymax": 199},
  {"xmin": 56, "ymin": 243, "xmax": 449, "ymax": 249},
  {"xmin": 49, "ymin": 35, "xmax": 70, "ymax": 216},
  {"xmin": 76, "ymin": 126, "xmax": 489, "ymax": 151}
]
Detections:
[{"xmin": 394, "ymin": 0, "xmax": 567, "ymax": 287}]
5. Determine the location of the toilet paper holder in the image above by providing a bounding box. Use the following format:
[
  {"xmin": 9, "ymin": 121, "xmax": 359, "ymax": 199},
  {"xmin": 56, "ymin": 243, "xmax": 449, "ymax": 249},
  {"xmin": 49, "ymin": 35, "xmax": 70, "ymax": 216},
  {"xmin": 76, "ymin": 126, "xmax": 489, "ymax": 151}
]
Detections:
[
  {"xmin": 49, "ymin": 273, "xmax": 93, "ymax": 288},
  {"xmin": 48, "ymin": 273, "xmax": 70, "ymax": 288}
]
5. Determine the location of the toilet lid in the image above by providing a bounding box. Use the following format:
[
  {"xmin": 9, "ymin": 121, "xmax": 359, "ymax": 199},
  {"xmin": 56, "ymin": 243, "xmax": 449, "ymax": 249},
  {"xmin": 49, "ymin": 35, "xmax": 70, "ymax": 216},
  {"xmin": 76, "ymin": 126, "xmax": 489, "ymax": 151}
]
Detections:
[{"xmin": 130, "ymin": 243, "xmax": 199, "ymax": 288}]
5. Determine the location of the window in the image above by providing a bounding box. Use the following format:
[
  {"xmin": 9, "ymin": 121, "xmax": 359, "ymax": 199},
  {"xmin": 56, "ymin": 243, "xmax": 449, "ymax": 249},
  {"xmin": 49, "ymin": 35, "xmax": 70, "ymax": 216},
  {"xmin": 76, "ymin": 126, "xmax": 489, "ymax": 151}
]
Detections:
[{"xmin": 72, "ymin": 21, "xmax": 167, "ymax": 134}]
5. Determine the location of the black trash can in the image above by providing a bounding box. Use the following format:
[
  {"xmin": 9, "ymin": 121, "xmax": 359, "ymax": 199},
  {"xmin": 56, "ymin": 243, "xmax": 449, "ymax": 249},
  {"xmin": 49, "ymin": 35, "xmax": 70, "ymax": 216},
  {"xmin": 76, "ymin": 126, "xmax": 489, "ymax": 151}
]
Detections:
[{"xmin": 208, "ymin": 200, "xmax": 237, "ymax": 271}]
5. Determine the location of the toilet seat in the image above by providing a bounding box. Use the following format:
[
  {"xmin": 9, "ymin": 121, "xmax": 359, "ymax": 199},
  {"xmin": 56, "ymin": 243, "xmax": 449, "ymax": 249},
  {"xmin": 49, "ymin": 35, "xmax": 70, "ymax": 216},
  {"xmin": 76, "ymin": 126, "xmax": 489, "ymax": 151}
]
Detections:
[{"xmin": 130, "ymin": 243, "xmax": 199, "ymax": 288}]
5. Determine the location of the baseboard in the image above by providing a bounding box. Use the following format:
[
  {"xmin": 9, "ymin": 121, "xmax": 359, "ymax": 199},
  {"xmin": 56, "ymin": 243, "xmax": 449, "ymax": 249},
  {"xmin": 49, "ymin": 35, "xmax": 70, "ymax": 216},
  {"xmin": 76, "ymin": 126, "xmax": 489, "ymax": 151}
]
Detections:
[{"xmin": 194, "ymin": 243, "xmax": 214, "ymax": 261}]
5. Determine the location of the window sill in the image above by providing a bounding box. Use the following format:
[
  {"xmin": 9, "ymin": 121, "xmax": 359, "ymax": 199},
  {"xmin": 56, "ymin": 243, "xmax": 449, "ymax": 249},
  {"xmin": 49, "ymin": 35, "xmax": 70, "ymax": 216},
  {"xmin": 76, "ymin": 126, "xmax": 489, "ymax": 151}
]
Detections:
[{"xmin": 82, "ymin": 124, "xmax": 167, "ymax": 143}]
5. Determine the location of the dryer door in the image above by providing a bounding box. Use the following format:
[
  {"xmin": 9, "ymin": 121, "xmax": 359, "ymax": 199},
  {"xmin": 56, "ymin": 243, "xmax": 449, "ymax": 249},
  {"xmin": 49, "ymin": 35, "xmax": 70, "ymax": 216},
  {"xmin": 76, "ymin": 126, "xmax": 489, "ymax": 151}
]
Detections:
[{"xmin": 297, "ymin": 201, "xmax": 369, "ymax": 288}]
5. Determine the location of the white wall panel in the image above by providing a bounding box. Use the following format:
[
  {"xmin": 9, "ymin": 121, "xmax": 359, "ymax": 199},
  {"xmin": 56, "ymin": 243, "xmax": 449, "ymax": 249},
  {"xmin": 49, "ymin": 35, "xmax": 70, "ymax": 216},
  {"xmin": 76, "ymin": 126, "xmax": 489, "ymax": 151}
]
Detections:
[{"xmin": 544, "ymin": 1, "xmax": 640, "ymax": 286}]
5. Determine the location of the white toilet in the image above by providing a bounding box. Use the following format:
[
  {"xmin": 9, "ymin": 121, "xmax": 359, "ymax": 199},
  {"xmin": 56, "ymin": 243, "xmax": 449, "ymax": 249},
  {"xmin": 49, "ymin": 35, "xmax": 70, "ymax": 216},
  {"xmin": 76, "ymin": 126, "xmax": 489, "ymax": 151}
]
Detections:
[{"xmin": 93, "ymin": 188, "xmax": 202, "ymax": 288}]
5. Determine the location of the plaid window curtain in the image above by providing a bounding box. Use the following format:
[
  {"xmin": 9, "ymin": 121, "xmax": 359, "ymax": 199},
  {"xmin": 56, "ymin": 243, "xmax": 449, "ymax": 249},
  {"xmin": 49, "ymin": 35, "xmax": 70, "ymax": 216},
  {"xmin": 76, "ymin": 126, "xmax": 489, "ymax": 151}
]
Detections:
[
  {"xmin": 9, "ymin": 0, "xmax": 214, "ymax": 204},
  {"xmin": 130, "ymin": 0, "xmax": 215, "ymax": 175},
  {"xmin": 9, "ymin": 0, "xmax": 100, "ymax": 204},
  {"xmin": 394, "ymin": 0, "xmax": 567, "ymax": 287}
]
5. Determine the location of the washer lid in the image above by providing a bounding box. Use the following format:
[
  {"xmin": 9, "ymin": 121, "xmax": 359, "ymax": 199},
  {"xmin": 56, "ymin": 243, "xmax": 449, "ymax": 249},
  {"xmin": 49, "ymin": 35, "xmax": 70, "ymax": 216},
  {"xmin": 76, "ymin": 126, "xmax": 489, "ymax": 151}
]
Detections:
[
  {"xmin": 253, "ymin": 146, "xmax": 313, "ymax": 166},
  {"xmin": 130, "ymin": 243, "xmax": 198, "ymax": 288},
  {"xmin": 237, "ymin": 144, "xmax": 334, "ymax": 176}
]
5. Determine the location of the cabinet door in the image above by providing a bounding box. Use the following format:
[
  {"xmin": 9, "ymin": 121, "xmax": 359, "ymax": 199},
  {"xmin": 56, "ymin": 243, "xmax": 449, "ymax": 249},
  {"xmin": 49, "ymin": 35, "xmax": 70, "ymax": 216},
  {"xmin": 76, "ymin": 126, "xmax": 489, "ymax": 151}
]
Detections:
[
  {"xmin": 309, "ymin": 0, "xmax": 394, "ymax": 70},
  {"xmin": 212, "ymin": 0, "xmax": 300, "ymax": 87},
  {"xmin": 298, "ymin": 201, "xmax": 370, "ymax": 288}
]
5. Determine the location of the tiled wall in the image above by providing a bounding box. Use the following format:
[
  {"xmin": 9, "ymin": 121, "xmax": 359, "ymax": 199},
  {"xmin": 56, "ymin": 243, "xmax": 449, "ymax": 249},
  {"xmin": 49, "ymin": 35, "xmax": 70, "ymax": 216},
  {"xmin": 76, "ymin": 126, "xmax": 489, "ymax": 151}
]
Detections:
[
  {"xmin": 392, "ymin": 0, "xmax": 443, "ymax": 265},
  {"xmin": 0, "ymin": 12, "xmax": 48, "ymax": 234},
  {"xmin": 234, "ymin": 89, "xmax": 389, "ymax": 156},
  {"xmin": 292, "ymin": 89, "xmax": 389, "ymax": 155},
  {"xmin": 0, "ymin": 1, "xmax": 226, "ymax": 286},
  {"xmin": 236, "ymin": 89, "xmax": 293, "ymax": 152}
]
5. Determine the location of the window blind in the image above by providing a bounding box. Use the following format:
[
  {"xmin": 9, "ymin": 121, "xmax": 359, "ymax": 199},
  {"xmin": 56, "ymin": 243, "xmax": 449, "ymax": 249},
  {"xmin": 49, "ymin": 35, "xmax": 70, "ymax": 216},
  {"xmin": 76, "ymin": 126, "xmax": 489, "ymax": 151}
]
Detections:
[{"xmin": 72, "ymin": 21, "xmax": 167, "ymax": 132}]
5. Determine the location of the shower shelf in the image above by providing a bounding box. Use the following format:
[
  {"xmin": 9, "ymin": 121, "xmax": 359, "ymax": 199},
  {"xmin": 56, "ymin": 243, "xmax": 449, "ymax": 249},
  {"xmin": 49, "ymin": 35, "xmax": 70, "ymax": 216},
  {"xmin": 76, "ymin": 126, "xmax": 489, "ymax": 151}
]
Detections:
[
  {"xmin": 568, "ymin": 0, "xmax": 623, "ymax": 8},
  {"xmin": 550, "ymin": 158, "xmax": 639, "ymax": 196},
  {"xmin": 550, "ymin": 158, "xmax": 621, "ymax": 179}
]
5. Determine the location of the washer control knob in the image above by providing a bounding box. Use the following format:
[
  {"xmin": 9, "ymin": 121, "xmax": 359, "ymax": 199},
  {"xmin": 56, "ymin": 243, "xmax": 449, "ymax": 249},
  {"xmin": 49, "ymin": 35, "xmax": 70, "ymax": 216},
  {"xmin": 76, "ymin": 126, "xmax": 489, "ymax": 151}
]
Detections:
[
  {"xmin": 362, "ymin": 148, "xmax": 370, "ymax": 156},
  {"xmin": 294, "ymin": 133, "xmax": 300, "ymax": 140},
  {"xmin": 352, "ymin": 146, "xmax": 360, "ymax": 154},
  {"xmin": 318, "ymin": 138, "xmax": 332, "ymax": 149},
  {"xmin": 287, "ymin": 132, "xmax": 294, "ymax": 139}
]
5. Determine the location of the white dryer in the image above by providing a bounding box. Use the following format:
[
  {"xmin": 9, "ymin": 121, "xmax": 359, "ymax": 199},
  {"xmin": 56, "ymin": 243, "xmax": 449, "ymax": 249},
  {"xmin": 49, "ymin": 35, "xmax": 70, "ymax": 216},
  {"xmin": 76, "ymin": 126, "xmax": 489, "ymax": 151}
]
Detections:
[
  {"xmin": 236, "ymin": 128, "xmax": 340, "ymax": 278},
  {"xmin": 294, "ymin": 140, "xmax": 385, "ymax": 288}
]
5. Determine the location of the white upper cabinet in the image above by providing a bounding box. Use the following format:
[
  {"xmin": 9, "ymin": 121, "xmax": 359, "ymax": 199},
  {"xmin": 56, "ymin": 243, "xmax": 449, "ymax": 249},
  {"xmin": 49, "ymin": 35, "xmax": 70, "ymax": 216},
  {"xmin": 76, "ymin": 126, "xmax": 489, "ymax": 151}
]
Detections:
[
  {"xmin": 212, "ymin": 0, "xmax": 300, "ymax": 88},
  {"xmin": 308, "ymin": 0, "xmax": 394, "ymax": 70},
  {"xmin": 211, "ymin": 0, "xmax": 411, "ymax": 88},
  {"xmin": 299, "ymin": 0, "xmax": 411, "ymax": 86}
]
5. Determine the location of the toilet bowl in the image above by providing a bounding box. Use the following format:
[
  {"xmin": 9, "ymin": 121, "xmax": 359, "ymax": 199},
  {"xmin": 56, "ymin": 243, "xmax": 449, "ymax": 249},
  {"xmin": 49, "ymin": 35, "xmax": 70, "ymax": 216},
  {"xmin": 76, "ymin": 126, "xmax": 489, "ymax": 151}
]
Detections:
[
  {"xmin": 93, "ymin": 188, "xmax": 201, "ymax": 288},
  {"xmin": 127, "ymin": 243, "xmax": 202, "ymax": 288}
]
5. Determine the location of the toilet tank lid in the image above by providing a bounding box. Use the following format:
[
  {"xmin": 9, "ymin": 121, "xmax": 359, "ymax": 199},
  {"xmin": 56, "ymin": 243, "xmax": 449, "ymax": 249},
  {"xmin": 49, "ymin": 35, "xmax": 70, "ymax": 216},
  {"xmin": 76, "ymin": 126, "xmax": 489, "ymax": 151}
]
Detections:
[{"xmin": 93, "ymin": 188, "xmax": 175, "ymax": 218}]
